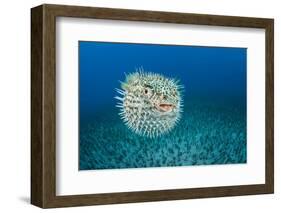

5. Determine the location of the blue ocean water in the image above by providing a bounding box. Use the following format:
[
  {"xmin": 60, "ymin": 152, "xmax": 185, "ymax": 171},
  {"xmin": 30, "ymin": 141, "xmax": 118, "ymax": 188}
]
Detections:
[{"xmin": 79, "ymin": 41, "xmax": 247, "ymax": 170}]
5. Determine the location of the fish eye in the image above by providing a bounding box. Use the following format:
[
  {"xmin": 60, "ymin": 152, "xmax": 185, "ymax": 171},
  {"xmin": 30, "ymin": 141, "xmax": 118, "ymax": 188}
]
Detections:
[
  {"xmin": 144, "ymin": 89, "xmax": 148, "ymax": 94},
  {"xmin": 143, "ymin": 84, "xmax": 153, "ymax": 96},
  {"xmin": 144, "ymin": 87, "xmax": 152, "ymax": 96}
]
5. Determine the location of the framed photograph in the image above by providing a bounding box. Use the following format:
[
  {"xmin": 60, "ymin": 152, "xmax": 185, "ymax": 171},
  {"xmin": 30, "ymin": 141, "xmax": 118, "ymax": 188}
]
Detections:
[{"xmin": 31, "ymin": 4, "xmax": 274, "ymax": 208}]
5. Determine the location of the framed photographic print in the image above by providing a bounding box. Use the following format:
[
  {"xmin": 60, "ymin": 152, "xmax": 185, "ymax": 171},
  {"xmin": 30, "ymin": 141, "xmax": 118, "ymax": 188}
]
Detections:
[{"xmin": 31, "ymin": 4, "xmax": 274, "ymax": 208}]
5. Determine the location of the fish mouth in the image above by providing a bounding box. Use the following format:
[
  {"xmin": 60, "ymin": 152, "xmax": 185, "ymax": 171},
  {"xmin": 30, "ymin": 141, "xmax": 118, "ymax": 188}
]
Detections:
[{"xmin": 156, "ymin": 103, "xmax": 175, "ymax": 112}]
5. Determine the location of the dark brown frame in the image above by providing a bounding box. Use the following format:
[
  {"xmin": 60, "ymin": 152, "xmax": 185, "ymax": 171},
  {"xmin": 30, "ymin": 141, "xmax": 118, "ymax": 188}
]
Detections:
[{"xmin": 31, "ymin": 4, "xmax": 274, "ymax": 208}]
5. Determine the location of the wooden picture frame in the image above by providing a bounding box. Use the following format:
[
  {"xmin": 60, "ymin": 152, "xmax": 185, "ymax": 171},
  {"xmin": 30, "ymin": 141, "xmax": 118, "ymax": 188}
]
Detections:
[{"xmin": 31, "ymin": 4, "xmax": 274, "ymax": 208}]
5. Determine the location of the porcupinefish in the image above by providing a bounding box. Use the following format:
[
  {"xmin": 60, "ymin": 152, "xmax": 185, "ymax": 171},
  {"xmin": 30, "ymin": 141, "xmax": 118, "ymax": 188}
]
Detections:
[{"xmin": 115, "ymin": 68, "xmax": 183, "ymax": 138}]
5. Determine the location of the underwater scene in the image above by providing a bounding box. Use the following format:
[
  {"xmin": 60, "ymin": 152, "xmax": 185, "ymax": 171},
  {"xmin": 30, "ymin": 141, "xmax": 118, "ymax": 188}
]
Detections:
[{"xmin": 79, "ymin": 41, "xmax": 247, "ymax": 170}]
